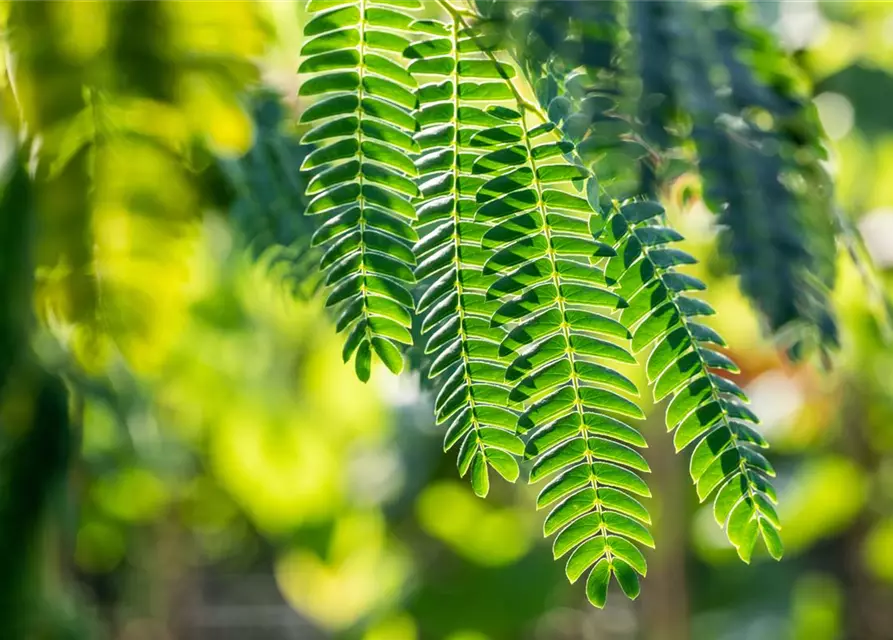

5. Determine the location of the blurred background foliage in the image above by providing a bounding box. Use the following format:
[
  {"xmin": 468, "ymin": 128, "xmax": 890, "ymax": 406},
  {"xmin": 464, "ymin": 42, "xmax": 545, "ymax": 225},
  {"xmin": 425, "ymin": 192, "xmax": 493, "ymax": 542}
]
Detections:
[{"xmin": 0, "ymin": 1, "xmax": 892, "ymax": 639}]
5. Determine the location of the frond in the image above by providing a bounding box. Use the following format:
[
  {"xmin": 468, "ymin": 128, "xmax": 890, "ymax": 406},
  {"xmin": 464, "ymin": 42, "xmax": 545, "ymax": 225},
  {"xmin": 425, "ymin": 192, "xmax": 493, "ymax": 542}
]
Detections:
[
  {"xmin": 291, "ymin": 0, "xmax": 792, "ymax": 605},
  {"xmin": 605, "ymin": 199, "xmax": 783, "ymax": 563},
  {"xmin": 223, "ymin": 93, "xmax": 322, "ymax": 297},
  {"xmin": 633, "ymin": 1, "xmax": 838, "ymax": 353},
  {"xmin": 469, "ymin": 72, "xmax": 653, "ymax": 606},
  {"xmin": 298, "ymin": 0, "xmax": 423, "ymax": 381},
  {"xmin": 406, "ymin": 11, "xmax": 525, "ymax": 496}
]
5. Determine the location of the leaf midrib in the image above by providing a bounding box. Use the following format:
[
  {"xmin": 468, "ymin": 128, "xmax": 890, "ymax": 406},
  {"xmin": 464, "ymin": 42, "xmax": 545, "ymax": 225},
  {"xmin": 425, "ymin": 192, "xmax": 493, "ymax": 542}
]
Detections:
[
  {"xmin": 357, "ymin": 0, "xmax": 374, "ymax": 348},
  {"xmin": 446, "ymin": 13, "xmax": 490, "ymax": 468},
  {"xmin": 517, "ymin": 105, "xmax": 615, "ymax": 566}
]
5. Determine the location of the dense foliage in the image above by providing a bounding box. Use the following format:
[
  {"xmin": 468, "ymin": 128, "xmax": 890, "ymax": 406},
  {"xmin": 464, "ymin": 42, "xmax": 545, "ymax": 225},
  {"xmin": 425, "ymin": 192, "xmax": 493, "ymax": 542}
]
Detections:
[
  {"xmin": 2, "ymin": 0, "xmax": 885, "ymax": 629},
  {"xmin": 290, "ymin": 0, "xmax": 832, "ymax": 605}
]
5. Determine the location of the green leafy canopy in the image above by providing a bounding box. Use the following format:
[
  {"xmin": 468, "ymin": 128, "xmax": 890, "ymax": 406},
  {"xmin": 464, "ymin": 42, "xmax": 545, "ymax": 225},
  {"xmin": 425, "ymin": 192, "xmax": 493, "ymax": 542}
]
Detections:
[{"xmin": 296, "ymin": 0, "xmax": 797, "ymax": 607}]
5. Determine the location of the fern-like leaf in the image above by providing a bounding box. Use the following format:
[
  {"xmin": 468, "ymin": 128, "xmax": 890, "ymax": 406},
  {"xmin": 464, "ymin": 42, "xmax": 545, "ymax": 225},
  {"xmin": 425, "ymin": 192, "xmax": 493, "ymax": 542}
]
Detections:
[
  {"xmin": 292, "ymin": 0, "xmax": 788, "ymax": 603},
  {"xmin": 474, "ymin": 88, "xmax": 652, "ymax": 605},
  {"xmin": 224, "ymin": 93, "xmax": 322, "ymax": 296},
  {"xmin": 634, "ymin": 1, "xmax": 837, "ymax": 352},
  {"xmin": 407, "ymin": 12, "xmax": 526, "ymax": 496},
  {"xmin": 299, "ymin": 0, "xmax": 422, "ymax": 381},
  {"xmin": 605, "ymin": 200, "xmax": 782, "ymax": 563}
]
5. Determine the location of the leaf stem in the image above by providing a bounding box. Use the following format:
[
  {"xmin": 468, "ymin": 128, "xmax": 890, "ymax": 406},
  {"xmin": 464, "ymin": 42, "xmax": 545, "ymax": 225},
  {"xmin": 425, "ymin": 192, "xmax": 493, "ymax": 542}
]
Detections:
[
  {"xmin": 357, "ymin": 0, "xmax": 373, "ymax": 350},
  {"xmin": 435, "ymin": 0, "xmax": 541, "ymax": 115}
]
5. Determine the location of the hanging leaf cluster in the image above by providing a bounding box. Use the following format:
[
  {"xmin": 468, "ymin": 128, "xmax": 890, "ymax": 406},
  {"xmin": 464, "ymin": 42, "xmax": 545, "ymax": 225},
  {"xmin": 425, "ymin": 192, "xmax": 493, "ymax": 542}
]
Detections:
[{"xmin": 296, "ymin": 0, "xmax": 793, "ymax": 607}]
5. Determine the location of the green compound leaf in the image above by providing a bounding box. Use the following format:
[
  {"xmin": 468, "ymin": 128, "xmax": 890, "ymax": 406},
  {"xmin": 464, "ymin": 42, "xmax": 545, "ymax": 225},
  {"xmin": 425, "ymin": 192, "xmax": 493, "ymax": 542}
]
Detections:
[
  {"xmin": 461, "ymin": 65, "xmax": 653, "ymax": 608},
  {"xmin": 299, "ymin": 0, "xmax": 421, "ymax": 381},
  {"xmin": 292, "ymin": 0, "xmax": 793, "ymax": 608},
  {"xmin": 408, "ymin": 11, "xmax": 524, "ymax": 496},
  {"xmin": 608, "ymin": 199, "xmax": 782, "ymax": 564}
]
